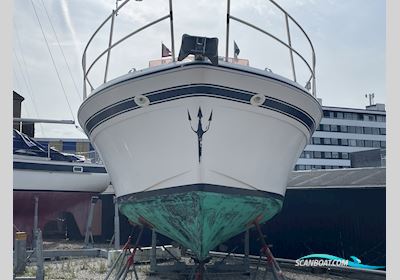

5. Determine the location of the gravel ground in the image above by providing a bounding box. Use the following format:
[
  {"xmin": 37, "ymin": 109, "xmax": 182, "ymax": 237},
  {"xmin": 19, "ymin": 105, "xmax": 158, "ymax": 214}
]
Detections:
[
  {"xmin": 19, "ymin": 257, "xmax": 356, "ymax": 280},
  {"xmin": 15, "ymin": 240, "xmax": 367, "ymax": 280}
]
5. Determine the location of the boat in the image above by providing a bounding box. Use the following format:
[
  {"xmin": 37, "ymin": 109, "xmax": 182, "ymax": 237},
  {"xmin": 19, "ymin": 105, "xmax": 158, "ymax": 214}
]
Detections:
[
  {"xmin": 13, "ymin": 128, "xmax": 111, "ymax": 239},
  {"xmin": 78, "ymin": 0, "xmax": 322, "ymax": 260}
]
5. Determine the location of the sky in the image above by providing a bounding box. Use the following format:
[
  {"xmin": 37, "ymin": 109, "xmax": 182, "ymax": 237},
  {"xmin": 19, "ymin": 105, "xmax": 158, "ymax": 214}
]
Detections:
[{"xmin": 12, "ymin": 0, "xmax": 386, "ymax": 138}]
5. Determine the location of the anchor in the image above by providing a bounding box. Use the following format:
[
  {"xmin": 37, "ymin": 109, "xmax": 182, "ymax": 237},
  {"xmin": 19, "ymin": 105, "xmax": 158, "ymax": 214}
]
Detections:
[{"xmin": 188, "ymin": 107, "xmax": 213, "ymax": 162}]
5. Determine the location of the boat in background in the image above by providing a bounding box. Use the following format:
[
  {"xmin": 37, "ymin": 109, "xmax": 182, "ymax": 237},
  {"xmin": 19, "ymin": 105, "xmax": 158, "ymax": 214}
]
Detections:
[
  {"xmin": 78, "ymin": 0, "xmax": 322, "ymax": 260},
  {"xmin": 13, "ymin": 129, "xmax": 110, "ymax": 240}
]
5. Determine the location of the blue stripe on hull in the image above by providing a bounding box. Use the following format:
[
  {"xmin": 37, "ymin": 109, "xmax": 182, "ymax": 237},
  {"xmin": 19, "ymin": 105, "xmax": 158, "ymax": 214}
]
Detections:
[
  {"xmin": 85, "ymin": 84, "xmax": 316, "ymax": 134},
  {"xmin": 13, "ymin": 161, "xmax": 107, "ymax": 174}
]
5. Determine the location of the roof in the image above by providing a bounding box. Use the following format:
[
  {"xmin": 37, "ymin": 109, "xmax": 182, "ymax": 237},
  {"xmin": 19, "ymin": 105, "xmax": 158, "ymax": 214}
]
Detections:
[
  {"xmin": 321, "ymin": 105, "xmax": 386, "ymax": 115},
  {"xmin": 287, "ymin": 167, "xmax": 386, "ymax": 189}
]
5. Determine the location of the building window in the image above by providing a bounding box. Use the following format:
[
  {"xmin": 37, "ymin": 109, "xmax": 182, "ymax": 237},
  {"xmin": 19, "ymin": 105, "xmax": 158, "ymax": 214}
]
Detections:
[
  {"xmin": 332, "ymin": 152, "xmax": 339, "ymax": 159},
  {"xmin": 336, "ymin": 112, "xmax": 344, "ymax": 119},
  {"xmin": 364, "ymin": 114, "xmax": 376, "ymax": 122},
  {"xmin": 330, "ymin": 125, "xmax": 338, "ymax": 132},
  {"xmin": 324, "ymin": 111, "xmax": 334, "ymax": 118},
  {"xmin": 380, "ymin": 128, "xmax": 386, "ymax": 135},
  {"xmin": 297, "ymin": 165, "xmax": 305, "ymax": 170},
  {"xmin": 344, "ymin": 113, "xmax": 353, "ymax": 120},
  {"xmin": 339, "ymin": 125, "xmax": 348, "ymax": 133},
  {"xmin": 305, "ymin": 165, "xmax": 312, "ymax": 170},
  {"xmin": 340, "ymin": 139, "xmax": 348, "ymax": 146},
  {"xmin": 331, "ymin": 138, "xmax": 339, "ymax": 145},
  {"xmin": 349, "ymin": 139, "xmax": 357, "ymax": 146},
  {"xmin": 305, "ymin": 151, "xmax": 313, "ymax": 159},
  {"xmin": 324, "ymin": 138, "xmax": 331, "ymax": 145},
  {"xmin": 342, "ymin": 152, "xmax": 349, "ymax": 159},
  {"xmin": 324, "ymin": 152, "xmax": 332, "ymax": 158},
  {"xmin": 364, "ymin": 127, "xmax": 372, "ymax": 134},
  {"xmin": 373, "ymin": 141, "xmax": 380, "ymax": 148},
  {"xmin": 314, "ymin": 165, "xmax": 322, "ymax": 170},
  {"xmin": 365, "ymin": 140, "xmax": 373, "ymax": 147},
  {"xmin": 381, "ymin": 141, "xmax": 386, "ymax": 148},
  {"xmin": 355, "ymin": 126, "xmax": 363, "ymax": 134},
  {"xmin": 372, "ymin": 127, "xmax": 380, "ymax": 135},
  {"xmin": 348, "ymin": 126, "xmax": 356, "ymax": 133},
  {"xmin": 323, "ymin": 124, "xmax": 330, "ymax": 131},
  {"xmin": 313, "ymin": 137, "xmax": 321, "ymax": 145},
  {"xmin": 356, "ymin": 140, "xmax": 365, "ymax": 147},
  {"xmin": 376, "ymin": 115, "xmax": 386, "ymax": 122},
  {"xmin": 314, "ymin": 151, "xmax": 322, "ymax": 158}
]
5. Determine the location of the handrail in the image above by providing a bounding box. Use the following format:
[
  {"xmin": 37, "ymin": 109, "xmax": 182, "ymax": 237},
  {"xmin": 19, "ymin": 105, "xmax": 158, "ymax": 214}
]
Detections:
[
  {"xmin": 82, "ymin": 0, "xmax": 174, "ymax": 99},
  {"xmin": 226, "ymin": 0, "xmax": 316, "ymax": 96},
  {"xmin": 82, "ymin": 0, "xmax": 130, "ymax": 97},
  {"xmin": 229, "ymin": 15, "xmax": 314, "ymax": 85},
  {"xmin": 269, "ymin": 0, "xmax": 316, "ymax": 95},
  {"xmin": 82, "ymin": 0, "xmax": 317, "ymax": 100},
  {"xmin": 85, "ymin": 15, "xmax": 170, "ymax": 83}
]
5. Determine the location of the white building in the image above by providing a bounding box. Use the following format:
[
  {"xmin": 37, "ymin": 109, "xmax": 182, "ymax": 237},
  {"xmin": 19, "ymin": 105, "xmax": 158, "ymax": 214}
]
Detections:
[{"xmin": 295, "ymin": 103, "xmax": 386, "ymax": 170}]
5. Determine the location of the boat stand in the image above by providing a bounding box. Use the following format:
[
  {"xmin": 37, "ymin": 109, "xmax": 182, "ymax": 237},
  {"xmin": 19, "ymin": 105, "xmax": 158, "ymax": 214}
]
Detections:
[
  {"xmin": 32, "ymin": 196, "xmax": 39, "ymax": 249},
  {"xmin": 84, "ymin": 196, "xmax": 99, "ymax": 248},
  {"xmin": 149, "ymin": 229, "xmax": 251, "ymax": 279},
  {"xmin": 252, "ymin": 217, "xmax": 286, "ymax": 280},
  {"xmin": 105, "ymin": 225, "xmax": 144, "ymax": 280},
  {"xmin": 107, "ymin": 196, "xmax": 121, "ymax": 250}
]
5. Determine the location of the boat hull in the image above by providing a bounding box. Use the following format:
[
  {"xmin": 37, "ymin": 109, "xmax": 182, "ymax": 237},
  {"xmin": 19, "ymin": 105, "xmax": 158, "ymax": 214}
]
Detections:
[
  {"xmin": 13, "ymin": 190, "xmax": 103, "ymax": 242},
  {"xmin": 119, "ymin": 184, "xmax": 282, "ymax": 260},
  {"xmin": 13, "ymin": 158, "xmax": 110, "ymax": 192},
  {"xmin": 78, "ymin": 62, "xmax": 322, "ymax": 259}
]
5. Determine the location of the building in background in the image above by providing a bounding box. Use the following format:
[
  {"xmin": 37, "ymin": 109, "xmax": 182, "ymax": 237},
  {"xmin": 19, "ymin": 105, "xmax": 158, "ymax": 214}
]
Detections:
[
  {"xmin": 295, "ymin": 103, "xmax": 386, "ymax": 170},
  {"xmin": 13, "ymin": 91, "xmax": 34, "ymax": 137}
]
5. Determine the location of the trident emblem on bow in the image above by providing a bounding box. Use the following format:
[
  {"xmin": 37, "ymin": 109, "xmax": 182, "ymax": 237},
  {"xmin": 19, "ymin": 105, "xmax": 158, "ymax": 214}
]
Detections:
[{"xmin": 188, "ymin": 107, "xmax": 213, "ymax": 163}]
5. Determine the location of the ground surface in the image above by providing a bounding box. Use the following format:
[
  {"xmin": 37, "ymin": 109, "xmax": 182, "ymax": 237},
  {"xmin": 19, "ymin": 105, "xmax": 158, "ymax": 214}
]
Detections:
[{"xmin": 16, "ymin": 240, "xmax": 376, "ymax": 280}]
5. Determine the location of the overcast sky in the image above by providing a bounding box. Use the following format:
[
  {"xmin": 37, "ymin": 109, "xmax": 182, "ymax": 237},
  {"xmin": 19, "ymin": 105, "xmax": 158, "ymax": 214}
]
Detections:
[{"xmin": 12, "ymin": 0, "xmax": 386, "ymax": 138}]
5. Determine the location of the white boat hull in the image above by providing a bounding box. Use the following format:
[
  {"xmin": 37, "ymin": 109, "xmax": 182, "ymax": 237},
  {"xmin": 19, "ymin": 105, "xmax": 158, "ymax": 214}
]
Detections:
[
  {"xmin": 79, "ymin": 62, "xmax": 322, "ymax": 198},
  {"xmin": 13, "ymin": 157, "xmax": 110, "ymax": 193}
]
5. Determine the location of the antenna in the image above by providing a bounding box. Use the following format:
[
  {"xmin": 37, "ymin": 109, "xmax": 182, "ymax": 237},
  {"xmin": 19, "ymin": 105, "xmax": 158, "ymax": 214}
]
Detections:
[{"xmin": 365, "ymin": 93, "xmax": 375, "ymax": 106}]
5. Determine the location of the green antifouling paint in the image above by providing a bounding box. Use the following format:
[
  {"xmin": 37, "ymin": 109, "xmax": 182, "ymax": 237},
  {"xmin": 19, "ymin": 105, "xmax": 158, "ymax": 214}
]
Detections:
[{"xmin": 119, "ymin": 191, "xmax": 283, "ymax": 260}]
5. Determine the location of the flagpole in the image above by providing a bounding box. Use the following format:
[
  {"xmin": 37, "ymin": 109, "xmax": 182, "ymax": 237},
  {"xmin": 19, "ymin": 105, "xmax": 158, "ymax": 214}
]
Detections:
[
  {"xmin": 225, "ymin": 0, "xmax": 231, "ymax": 62},
  {"xmin": 169, "ymin": 0, "xmax": 176, "ymax": 62}
]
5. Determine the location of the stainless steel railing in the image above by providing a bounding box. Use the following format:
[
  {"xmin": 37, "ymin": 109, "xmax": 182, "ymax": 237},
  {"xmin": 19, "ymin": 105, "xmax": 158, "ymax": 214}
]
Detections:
[{"xmin": 82, "ymin": 0, "xmax": 317, "ymax": 99}]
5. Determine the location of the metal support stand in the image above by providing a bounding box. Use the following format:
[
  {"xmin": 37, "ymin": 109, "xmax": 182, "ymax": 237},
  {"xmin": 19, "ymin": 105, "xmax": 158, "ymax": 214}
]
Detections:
[
  {"xmin": 35, "ymin": 229, "xmax": 44, "ymax": 280},
  {"xmin": 244, "ymin": 228, "xmax": 250, "ymax": 272},
  {"xmin": 105, "ymin": 225, "xmax": 144, "ymax": 280},
  {"xmin": 150, "ymin": 229, "xmax": 157, "ymax": 271},
  {"xmin": 33, "ymin": 196, "xmax": 39, "ymax": 248},
  {"xmin": 253, "ymin": 218, "xmax": 286, "ymax": 280},
  {"xmin": 113, "ymin": 196, "xmax": 120, "ymax": 250},
  {"xmin": 84, "ymin": 196, "xmax": 99, "ymax": 248}
]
